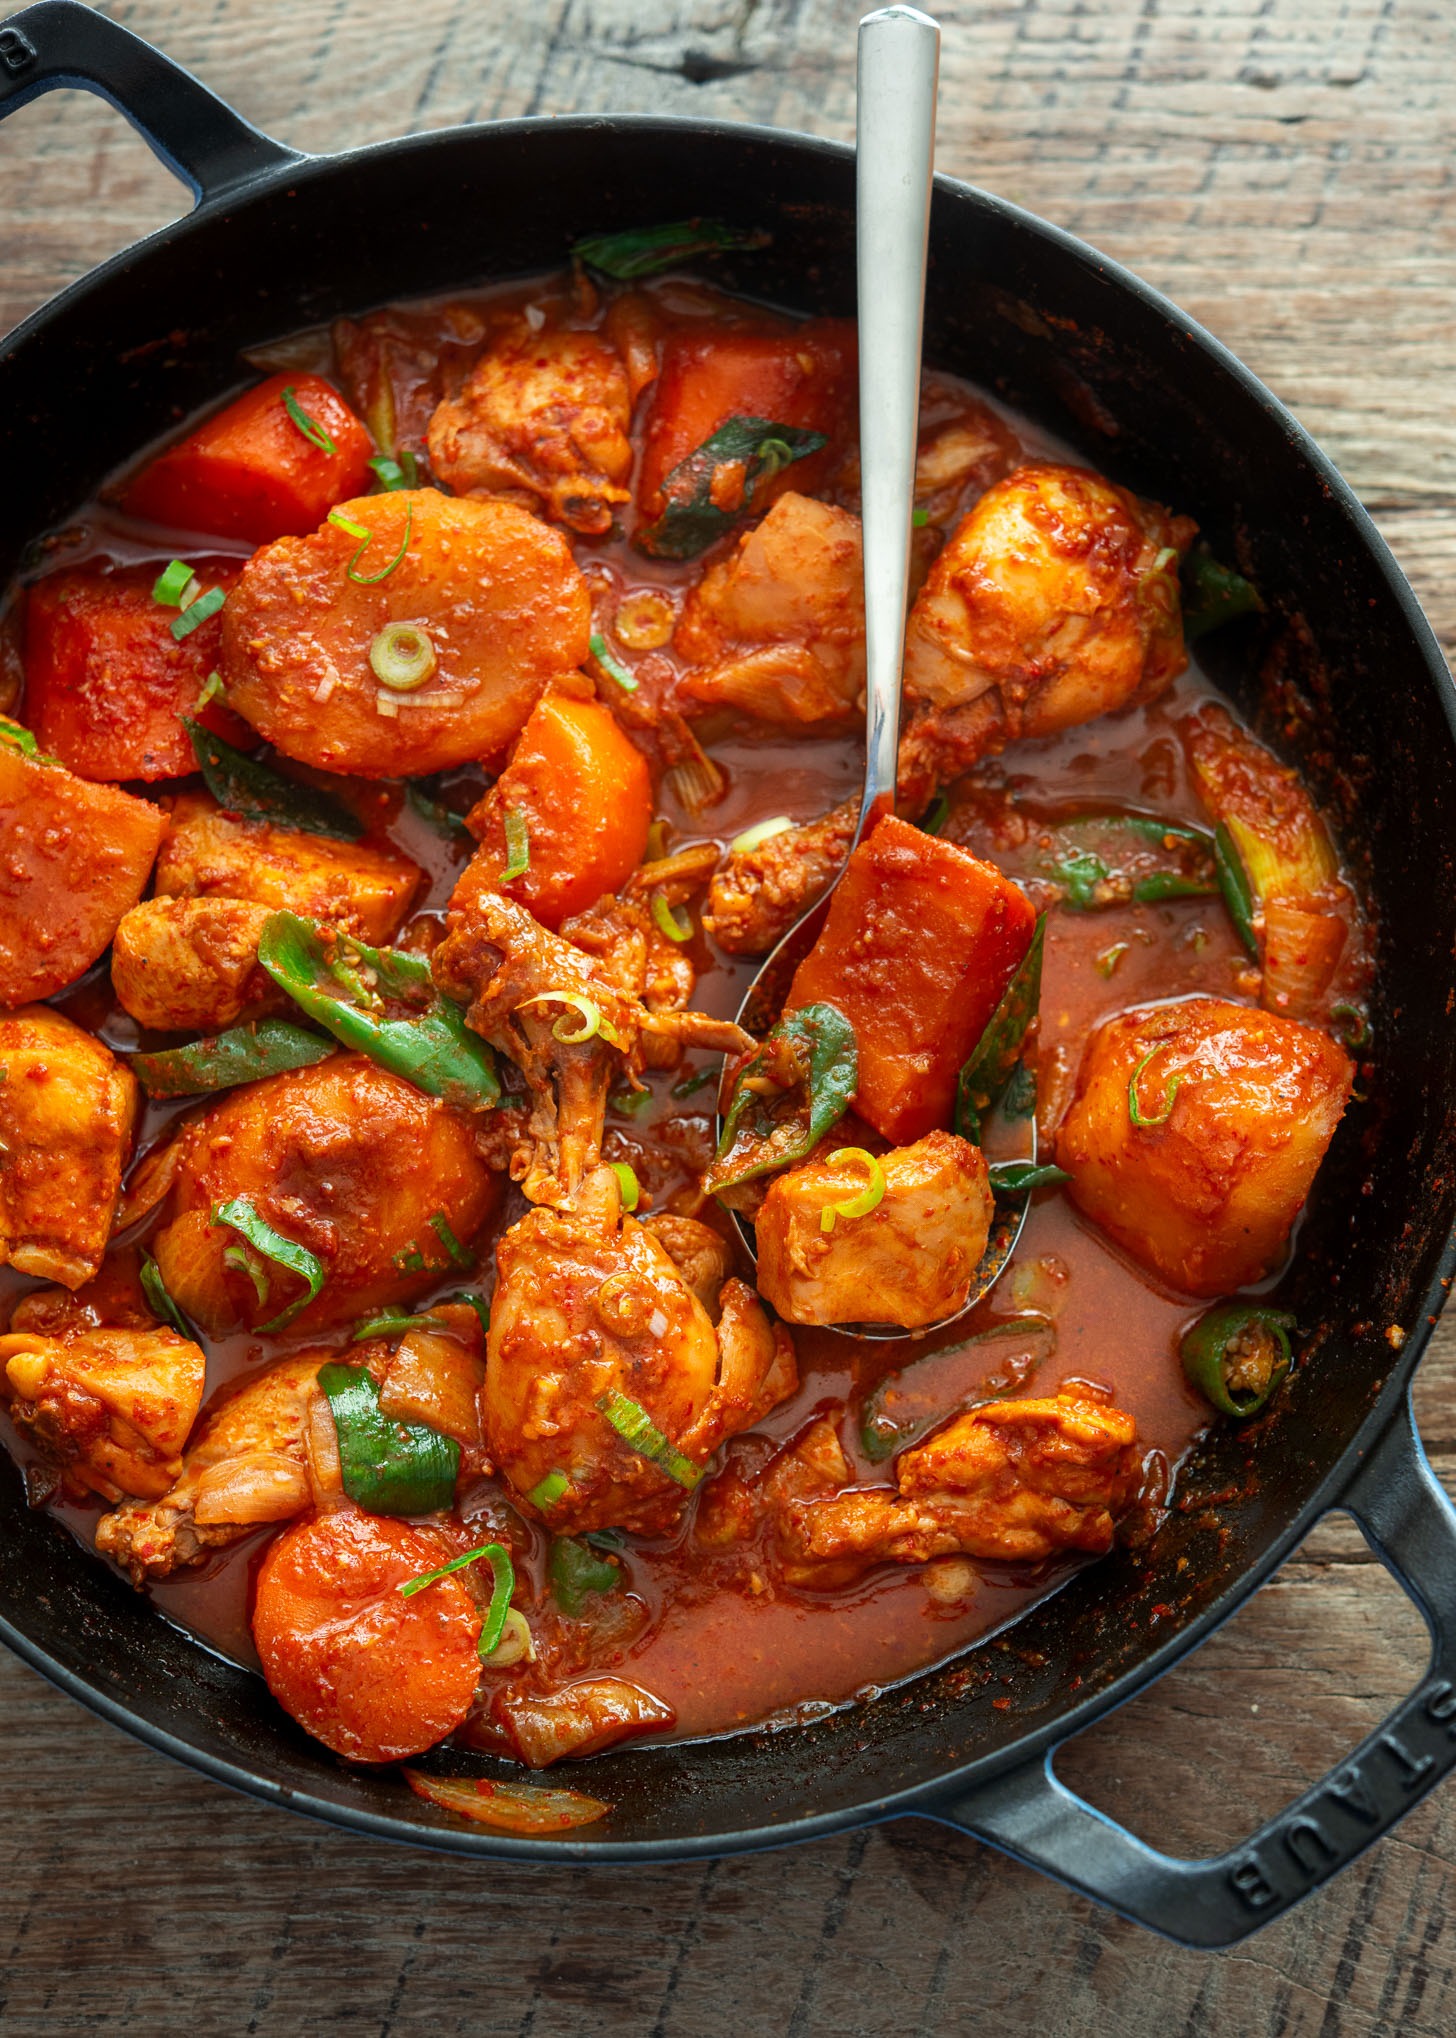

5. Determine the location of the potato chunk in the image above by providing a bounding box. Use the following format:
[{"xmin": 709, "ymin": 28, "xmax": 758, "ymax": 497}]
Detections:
[
  {"xmin": 0, "ymin": 746, "xmax": 166, "ymax": 1005},
  {"xmin": 154, "ymin": 791, "xmax": 420, "ymax": 941},
  {"xmin": 1055, "ymin": 996, "xmax": 1352, "ymax": 1295},
  {"xmin": 0, "ymin": 1325, "xmax": 205, "ymax": 1502},
  {"xmin": 111, "ymin": 897, "xmax": 279, "ymax": 1032},
  {"xmin": 0, "ymin": 1008, "xmax": 139, "ymax": 1288},
  {"xmin": 221, "ymin": 488, "xmax": 592, "ymax": 776},
  {"xmin": 151, "ymin": 1055, "xmax": 502, "ymax": 1335},
  {"xmin": 756, "ymin": 1130, "xmax": 993, "ymax": 1329},
  {"xmin": 787, "ymin": 813, "xmax": 1036, "ymax": 1142}
]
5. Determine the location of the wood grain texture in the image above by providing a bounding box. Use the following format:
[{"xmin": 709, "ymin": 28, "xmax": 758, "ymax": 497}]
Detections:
[{"xmin": 2, "ymin": 1, "xmax": 1455, "ymax": 2030}]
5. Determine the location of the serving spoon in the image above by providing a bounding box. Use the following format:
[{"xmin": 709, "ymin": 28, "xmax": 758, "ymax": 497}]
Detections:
[{"xmin": 718, "ymin": 3, "xmax": 1037, "ymax": 1340}]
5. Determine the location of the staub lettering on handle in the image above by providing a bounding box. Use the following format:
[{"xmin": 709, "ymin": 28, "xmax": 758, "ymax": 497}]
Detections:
[
  {"xmin": 0, "ymin": 27, "xmax": 37, "ymax": 75},
  {"xmin": 1226, "ymin": 1686, "xmax": 1453, "ymax": 1910}
]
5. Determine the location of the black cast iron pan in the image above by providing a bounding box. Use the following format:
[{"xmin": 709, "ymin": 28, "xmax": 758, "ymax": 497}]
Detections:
[{"xmin": 3, "ymin": 0, "xmax": 1456, "ymax": 1949}]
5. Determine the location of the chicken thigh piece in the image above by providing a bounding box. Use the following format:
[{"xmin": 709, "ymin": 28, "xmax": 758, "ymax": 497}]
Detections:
[
  {"xmin": 486, "ymin": 1164, "xmax": 796, "ymax": 1536},
  {"xmin": 426, "ymin": 314, "xmax": 634, "ymax": 534},
  {"xmin": 674, "ymin": 493, "xmax": 866, "ymax": 725},
  {"xmin": 778, "ymin": 1391, "xmax": 1141, "ymax": 1587},
  {"xmin": 0, "ymin": 1323, "xmax": 205, "ymax": 1503},
  {"xmin": 111, "ymin": 896, "xmax": 281, "ymax": 1033}
]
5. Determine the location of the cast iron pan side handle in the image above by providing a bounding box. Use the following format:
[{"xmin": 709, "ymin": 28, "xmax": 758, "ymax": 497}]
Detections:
[
  {"xmin": 922, "ymin": 1395, "xmax": 1456, "ymax": 1949},
  {"xmin": 0, "ymin": 0, "xmax": 303, "ymax": 206}
]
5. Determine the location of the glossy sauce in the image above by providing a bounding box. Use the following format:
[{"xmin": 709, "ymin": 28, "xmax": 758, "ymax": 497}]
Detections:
[{"xmin": 0, "ymin": 269, "xmax": 1369, "ymax": 1752}]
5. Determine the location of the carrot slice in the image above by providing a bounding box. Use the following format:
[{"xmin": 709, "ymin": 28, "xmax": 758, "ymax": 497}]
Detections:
[
  {"xmin": 456, "ymin": 692, "xmax": 652, "ymax": 930},
  {"xmin": 24, "ymin": 562, "xmax": 247, "ymax": 781},
  {"xmin": 402, "ymin": 1767, "xmax": 611, "ymax": 1833},
  {"xmin": 122, "ymin": 372, "xmax": 374, "ymax": 544},
  {"xmin": 787, "ymin": 814, "xmax": 1037, "ymax": 1144},
  {"xmin": 252, "ymin": 1508, "xmax": 482, "ymax": 1763}
]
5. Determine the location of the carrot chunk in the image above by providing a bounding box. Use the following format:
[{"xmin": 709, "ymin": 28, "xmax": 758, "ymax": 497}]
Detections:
[
  {"xmin": 252, "ymin": 1508, "xmax": 482, "ymax": 1763},
  {"xmin": 122, "ymin": 372, "xmax": 374, "ymax": 544},
  {"xmin": 0, "ymin": 747, "xmax": 166, "ymax": 1005},
  {"xmin": 637, "ymin": 321, "xmax": 856, "ymax": 520},
  {"xmin": 456, "ymin": 692, "xmax": 652, "ymax": 930},
  {"xmin": 24, "ymin": 562, "xmax": 247, "ymax": 781},
  {"xmin": 786, "ymin": 814, "xmax": 1036, "ymax": 1143}
]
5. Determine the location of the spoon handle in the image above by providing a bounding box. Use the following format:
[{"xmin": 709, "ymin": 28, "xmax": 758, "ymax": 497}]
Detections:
[{"xmin": 855, "ymin": 4, "xmax": 939, "ymax": 836}]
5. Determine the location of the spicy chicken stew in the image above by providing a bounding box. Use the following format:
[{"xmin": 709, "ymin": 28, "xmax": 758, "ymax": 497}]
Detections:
[{"xmin": 0, "ymin": 227, "xmax": 1370, "ymax": 1834}]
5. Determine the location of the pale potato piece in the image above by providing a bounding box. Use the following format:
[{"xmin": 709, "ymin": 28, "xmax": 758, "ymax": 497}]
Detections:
[
  {"xmin": 221, "ymin": 488, "xmax": 592, "ymax": 775},
  {"xmin": 1055, "ymin": 995, "xmax": 1353, "ymax": 1296},
  {"xmin": 111, "ymin": 896, "xmax": 278, "ymax": 1032},
  {"xmin": 0, "ymin": 1325, "xmax": 205, "ymax": 1502},
  {"xmin": 0, "ymin": 1007, "xmax": 139, "ymax": 1288},
  {"xmin": 755, "ymin": 1130, "xmax": 993, "ymax": 1329},
  {"xmin": 155, "ymin": 792, "xmax": 420, "ymax": 941}
]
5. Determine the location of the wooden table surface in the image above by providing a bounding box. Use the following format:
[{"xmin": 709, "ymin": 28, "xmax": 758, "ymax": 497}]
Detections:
[{"xmin": 3, "ymin": 1, "xmax": 1456, "ymax": 2029}]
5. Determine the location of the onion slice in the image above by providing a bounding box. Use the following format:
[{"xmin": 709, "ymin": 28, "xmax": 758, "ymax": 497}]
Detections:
[{"xmin": 402, "ymin": 1767, "xmax": 611, "ymax": 1832}]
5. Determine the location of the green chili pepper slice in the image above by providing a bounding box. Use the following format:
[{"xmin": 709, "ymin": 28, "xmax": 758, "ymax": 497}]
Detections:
[
  {"xmin": 636, "ymin": 417, "xmax": 829, "ymax": 560},
  {"xmin": 1036, "ymin": 814, "xmax": 1217, "ymax": 913},
  {"xmin": 1214, "ymin": 822, "xmax": 1260, "ymax": 958},
  {"xmin": 130, "ymin": 1018, "xmax": 333, "ymax": 1099},
  {"xmin": 1180, "ymin": 549, "xmax": 1263, "ymax": 642},
  {"xmin": 317, "ymin": 1363, "xmax": 461, "ymax": 1514},
  {"xmin": 706, "ymin": 1001, "xmax": 858, "ymax": 1194},
  {"xmin": 183, "ymin": 719, "xmax": 363, "ymax": 842},
  {"xmin": 955, "ymin": 914, "xmax": 1045, "ymax": 1145},
  {"xmin": 860, "ymin": 1316, "xmax": 1058, "ymax": 1461},
  {"xmin": 549, "ymin": 1535, "xmax": 621, "ymax": 1617},
  {"xmin": 572, "ymin": 218, "xmax": 770, "ymax": 280},
  {"xmin": 1180, "ymin": 1303, "xmax": 1295, "ymax": 1417},
  {"xmin": 257, "ymin": 910, "xmax": 500, "ymax": 1113}
]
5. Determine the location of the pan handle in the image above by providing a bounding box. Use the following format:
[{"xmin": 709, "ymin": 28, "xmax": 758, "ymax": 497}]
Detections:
[
  {"xmin": 924, "ymin": 1395, "xmax": 1456, "ymax": 1948},
  {"xmin": 0, "ymin": 0, "xmax": 303, "ymax": 205}
]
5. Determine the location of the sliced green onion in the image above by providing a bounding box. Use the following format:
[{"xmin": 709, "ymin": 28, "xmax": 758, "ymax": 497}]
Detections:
[
  {"xmin": 819, "ymin": 1147, "xmax": 886, "ymax": 1233},
  {"xmin": 130, "ymin": 1017, "xmax": 333, "ymax": 1099},
  {"xmin": 223, "ymin": 1242, "xmax": 271, "ymax": 1307},
  {"xmin": 406, "ymin": 783, "xmax": 471, "ymax": 840},
  {"xmin": 152, "ymin": 559, "xmax": 196, "ymax": 607},
  {"xmin": 610, "ymin": 1085, "xmax": 654, "ymax": 1117},
  {"xmin": 429, "ymin": 1211, "xmax": 474, "ymax": 1268},
  {"xmin": 528, "ymin": 1469, "xmax": 570, "ymax": 1512},
  {"xmin": 729, "ymin": 816, "xmax": 793, "ymax": 856},
  {"xmin": 369, "ymin": 450, "xmax": 418, "ymax": 491},
  {"xmin": 651, "ymin": 893, "xmax": 693, "ymax": 944},
  {"xmin": 329, "ymin": 501, "xmax": 414, "ymax": 585},
  {"xmin": 211, "ymin": 1194, "xmax": 326, "ymax": 1332},
  {"xmin": 911, "ymin": 507, "xmax": 930, "ymax": 528},
  {"xmin": 670, "ymin": 1066, "xmax": 715, "ymax": 1098},
  {"xmin": 597, "ymin": 1388, "xmax": 702, "ymax": 1490},
  {"xmin": 572, "ymin": 218, "xmax": 770, "ymax": 280},
  {"xmin": 549, "ymin": 1535, "xmax": 620, "ymax": 1617},
  {"xmin": 369, "ymin": 622, "xmax": 436, "ymax": 691},
  {"xmin": 499, "ymin": 807, "xmax": 530, "ymax": 884},
  {"xmin": 987, "ymin": 1160, "xmax": 1072, "ymax": 1195},
  {"xmin": 281, "ymin": 384, "xmax": 337, "ymax": 456},
  {"xmin": 609, "ymin": 1162, "xmax": 640, "ymax": 1212},
  {"xmin": 1214, "ymin": 821, "xmax": 1260, "ymax": 958},
  {"xmin": 140, "ymin": 1253, "xmax": 195, "ymax": 1340},
  {"xmin": 590, "ymin": 631, "xmax": 638, "ymax": 693},
  {"xmin": 1330, "ymin": 1002, "xmax": 1371, "ymax": 1051},
  {"xmin": 0, "ymin": 715, "xmax": 39, "ymax": 758},
  {"xmin": 171, "ymin": 585, "xmax": 226, "ymax": 641},
  {"xmin": 398, "ymin": 1541, "xmax": 515, "ymax": 1659},
  {"xmin": 317, "ymin": 1362, "xmax": 459, "ymax": 1515},
  {"xmin": 193, "ymin": 669, "xmax": 226, "ymax": 712},
  {"xmin": 351, "ymin": 1309, "xmax": 449, "ymax": 1342},
  {"xmin": 517, "ymin": 991, "xmax": 610, "ymax": 1046},
  {"xmin": 447, "ymin": 1290, "xmax": 491, "ymax": 1333},
  {"xmin": 1128, "ymin": 1044, "xmax": 1181, "ymax": 1129},
  {"xmin": 918, "ymin": 792, "xmax": 951, "ymax": 836}
]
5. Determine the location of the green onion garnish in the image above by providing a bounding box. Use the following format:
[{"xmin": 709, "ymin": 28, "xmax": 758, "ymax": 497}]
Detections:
[
  {"xmin": 1330, "ymin": 1002, "xmax": 1371, "ymax": 1051},
  {"xmin": 819, "ymin": 1147, "xmax": 886, "ymax": 1233},
  {"xmin": 193, "ymin": 670, "xmax": 226, "ymax": 711},
  {"xmin": 317, "ymin": 1362, "xmax": 459, "ymax": 1515},
  {"xmin": 918, "ymin": 792, "xmax": 951, "ymax": 836},
  {"xmin": 152, "ymin": 558, "xmax": 196, "ymax": 607},
  {"xmin": 171, "ymin": 585, "xmax": 226, "ymax": 641},
  {"xmin": 1127, "ymin": 1043, "xmax": 1181, "ymax": 1129},
  {"xmin": 549, "ymin": 1535, "xmax": 620, "ymax": 1617},
  {"xmin": 399, "ymin": 1540, "xmax": 515, "ymax": 1659},
  {"xmin": 610, "ymin": 1086, "xmax": 654, "ymax": 1117},
  {"xmin": 528, "ymin": 1469, "xmax": 570, "ymax": 1511},
  {"xmin": 0, "ymin": 715, "xmax": 39, "ymax": 758},
  {"xmin": 911, "ymin": 507, "xmax": 930, "ymax": 528},
  {"xmin": 369, "ymin": 622, "xmax": 436, "ymax": 692},
  {"xmin": 223, "ymin": 1242, "xmax": 271, "ymax": 1307},
  {"xmin": 140, "ymin": 1253, "xmax": 195, "ymax": 1340},
  {"xmin": 211, "ymin": 1195, "xmax": 326, "ymax": 1331},
  {"xmin": 987, "ymin": 1160, "xmax": 1072, "ymax": 1195},
  {"xmin": 499, "ymin": 807, "xmax": 530, "ymax": 884},
  {"xmin": 651, "ymin": 894, "xmax": 693, "ymax": 944},
  {"xmin": 281, "ymin": 384, "xmax": 337, "ymax": 457},
  {"xmin": 328, "ymin": 501, "xmax": 414, "ymax": 585},
  {"xmin": 369, "ymin": 450, "xmax": 419, "ymax": 491},
  {"xmin": 728, "ymin": 815, "xmax": 793, "ymax": 857},
  {"xmin": 351, "ymin": 1309, "xmax": 449, "ymax": 1342},
  {"xmin": 590, "ymin": 631, "xmax": 639, "ymax": 693},
  {"xmin": 518, "ymin": 991, "xmax": 607, "ymax": 1045},
  {"xmin": 447, "ymin": 1290, "xmax": 492, "ymax": 1333},
  {"xmin": 596, "ymin": 1388, "xmax": 702, "ymax": 1490},
  {"xmin": 610, "ymin": 1162, "xmax": 640, "ymax": 1212},
  {"xmin": 429, "ymin": 1211, "xmax": 473, "ymax": 1268},
  {"xmin": 670, "ymin": 1066, "xmax": 715, "ymax": 1098}
]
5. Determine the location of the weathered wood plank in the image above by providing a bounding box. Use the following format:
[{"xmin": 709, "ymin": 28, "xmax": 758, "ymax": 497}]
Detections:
[{"xmin": 0, "ymin": 2, "xmax": 1454, "ymax": 2030}]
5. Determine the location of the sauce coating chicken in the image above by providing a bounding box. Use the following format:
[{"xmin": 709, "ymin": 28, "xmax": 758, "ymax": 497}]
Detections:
[
  {"xmin": 778, "ymin": 1392, "xmax": 1141, "ymax": 1587},
  {"xmin": 755, "ymin": 1130, "xmax": 993, "ymax": 1329},
  {"xmin": 0, "ymin": 1323, "xmax": 205, "ymax": 1502},
  {"xmin": 1055, "ymin": 996, "xmax": 1353, "ymax": 1295},
  {"xmin": 111, "ymin": 896, "xmax": 279, "ymax": 1033},
  {"xmin": 0, "ymin": 1008, "xmax": 139, "ymax": 1288},
  {"xmin": 426, "ymin": 314, "xmax": 634, "ymax": 534}
]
